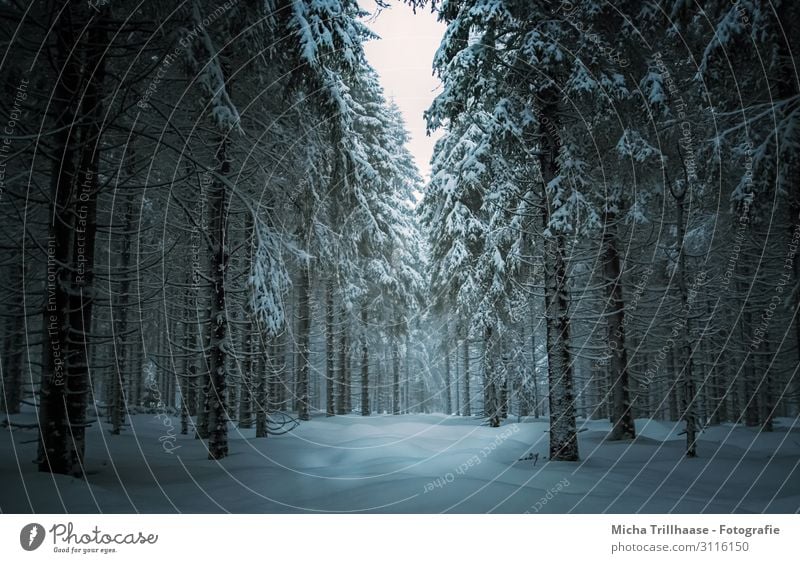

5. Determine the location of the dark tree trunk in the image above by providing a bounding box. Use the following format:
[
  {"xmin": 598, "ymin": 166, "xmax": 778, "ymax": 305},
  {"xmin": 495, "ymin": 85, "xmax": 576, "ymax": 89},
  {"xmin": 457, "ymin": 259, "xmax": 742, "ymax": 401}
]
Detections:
[
  {"xmin": 295, "ymin": 261, "xmax": 311, "ymax": 421},
  {"xmin": 110, "ymin": 192, "xmax": 136, "ymax": 435},
  {"xmin": 777, "ymin": 2, "xmax": 800, "ymax": 416},
  {"xmin": 443, "ymin": 324, "xmax": 452, "ymax": 415},
  {"xmin": 664, "ymin": 345, "xmax": 677, "ymax": 421},
  {"xmin": 360, "ymin": 306, "xmax": 369, "ymax": 416},
  {"xmin": 268, "ymin": 335, "xmax": 282, "ymax": 411},
  {"xmin": 759, "ymin": 339, "xmax": 775, "ymax": 432},
  {"xmin": 336, "ymin": 310, "xmax": 348, "ymax": 414},
  {"xmin": 500, "ymin": 374, "xmax": 508, "ymax": 419},
  {"xmin": 345, "ymin": 331, "xmax": 353, "ymax": 413},
  {"xmin": 239, "ymin": 221, "xmax": 256, "ymax": 430},
  {"xmin": 604, "ymin": 213, "xmax": 636, "ymax": 441},
  {"xmin": 706, "ymin": 300, "xmax": 724, "ymax": 425},
  {"xmin": 38, "ymin": 4, "xmax": 106, "ymax": 476},
  {"xmin": 462, "ymin": 332, "xmax": 471, "ymax": 417},
  {"xmin": 255, "ymin": 332, "xmax": 269, "ymax": 438},
  {"xmin": 180, "ymin": 365, "xmax": 196, "ymax": 436},
  {"xmin": 133, "ymin": 355, "xmax": 143, "ymax": 409},
  {"xmin": 484, "ymin": 327, "xmax": 500, "ymax": 427},
  {"xmin": 530, "ymin": 311, "xmax": 540, "ymax": 418},
  {"xmin": 2, "ymin": 273, "xmax": 24, "ymax": 414},
  {"xmin": 742, "ymin": 300, "xmax": 760, "ymax": 427},
  {"xmin": 404, "ymin": 330, "xmax": 410, "ymax": 414},
  {"xmin": 253, "ymin": 330, "xmax": 274, "ymax": 438},
  {"xmin": 454, "ymin": 339, "xmax": 461, "ymax": 416},
  {"xmin": 326, "ymin": 278, "xmax": 335, "ymax": 417},
  {"xmin": 543, "ymin": 233, "xmax": 579, "ymax": 461},
  {"xmin": 239, "ymin": 329, "xmax": 253, "ymax": 429},
  {"xmin": 673, "ymin": 181, "xmax": 698, "ymax": 457},
  {"xmin": 206, "ymin": 135, "xmax": 231, "ymax": 460},
  {"xmin": 195, "ymin": 361, "xmax": 210, "ymax": 439},
  {"xmin": 392, "ymin": 333, "xmax": 401, "ymax": 415},
  {"xmin": 538, "ymin": 94, "xmax": 579, "ymax": 462}
]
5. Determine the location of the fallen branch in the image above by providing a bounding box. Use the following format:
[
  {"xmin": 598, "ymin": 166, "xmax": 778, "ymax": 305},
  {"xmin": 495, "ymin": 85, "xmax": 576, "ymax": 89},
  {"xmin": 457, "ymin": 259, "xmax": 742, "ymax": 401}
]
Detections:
[{"xmin": 517, "ymin": 452, "xmax": 540, "ymax": 466}]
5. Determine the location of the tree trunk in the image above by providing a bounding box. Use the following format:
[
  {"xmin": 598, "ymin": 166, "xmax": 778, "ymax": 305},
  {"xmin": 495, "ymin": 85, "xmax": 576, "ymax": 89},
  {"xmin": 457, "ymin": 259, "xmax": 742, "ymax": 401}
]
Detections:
[
  {"xmin": 454, "ymin": 339, "xmax": 461, "ymax": 416},
  {"xmin": 206, "ymin": 134, "xmax": 231, "ymax": 460},
  {"xmin": 604, "ymin": 212, "xmax": 636, "ymax": 440},
  {"xmin": 390, "ymin": 335, "xmax": 400, "ymax": 414},
  {"xmin": 38, "ymin": 4, "xmax": 106, "ymax": 475},
  {"xmin": 295, "ymin": 260, "xmax": 311, "ymax": 421},
  {"xmin": 2, "ymin": 276, "xmax": 24, "ymax": 414},
  {"xmin": 674, "ymin": 183, "xmax": 698, "ymax": 457},
  {"xmin": 336, "ymin": 310, "xmax": 348, "ymax": 414},
  {"xmin": 110, "ymin": 192, "xmax": 136, "ymax": 435},
  {"xmin": 360, "ymin": 306, "xmax": 370, "ymax": 416},
  {"xmin": 326, "ymin": 278, "xmax": 335, "ymax": 416},
  {"xmin": 500, "ymin": 373, "xmax": 508, "ymax": 419},
  {"xmin": 255, "ymin": 332, "xmax": 269, "ymax": 438},
  {"xmin": 666, "ymin": 345, "xmax": 678, "ymax": 421},
  {"xmin": 404, "ymin": 330, "xmax": 411, "ymax": 414},
  {"xmin": 462, "ymin": 332, "xmax": 471, "ymax": 417},
  {"xmin": 239, "ymin": 327, "xmax": 253, "ymax": 429},
  {"xmin": 166, "ymin": 318, "xmax": 176, "ymax": 409},
  {"xmin": 777, "ymin": 2, "xmax": 800, "ymax": 417},
  {"xmin": 538, "ymin": 94, "xmax": 579, "ymax": 462},
  {"xmin": 443, "ymin": 324, "xmax": 452, "ymax": 415},
  {"xmin": 268, "ymin": 335, "xmax": 282, "ymax": 411},
  {"xmin": 180, "ymin": 264, "xmax": 195, "ymax": 435},
  {"xmin": 705, "ymin": 299, "xmax": 724, "ymax": 425},
  {"xmin": 759, "ymin": 338, "xmax": 775, "ymax": 432},
  {"xmin": 239, "ymin": 220, "xmax": 257, "ymax": 429},
  {"xmin": 484, "ymin": 327, "xmax": 500, "ymax": 427},
  {"xmin": 132, "ymin": 354, "xmax": 143, "ymax": 409},
  {"xmin": 253, "ymin": 330, "xmax": 268, "ymax": 438},
  {"xmin": 345, "ymin": 331, "xmax": 353, "ymax": 413},
  {"xmin": 543, "ymin": 233, "xmax": 580, "ymax": 461},
  {"xmin": 530, "ymin": 313, "xmax": 539, "ymax": 418},
  {"xmin": 742, "ymin": 297, "xmax": 760, "ymax": 427},
  {"xmin": 181, "ymin": 366, "xmax": 196, "ymax": 436},
  {"xmin": 195, "ymin": 359, "xmax": 210, "ymax": 439}
]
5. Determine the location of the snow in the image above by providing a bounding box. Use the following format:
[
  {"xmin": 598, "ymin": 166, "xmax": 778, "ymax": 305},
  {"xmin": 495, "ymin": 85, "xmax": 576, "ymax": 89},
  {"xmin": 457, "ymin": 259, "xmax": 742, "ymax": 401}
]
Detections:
[
  {"xmin": 249, "ymin": 220, "xmax": 290, "ymax": 337},
  {"xmin": 2, "ymin": 408, "xmax": 798, "ymax": 513}
]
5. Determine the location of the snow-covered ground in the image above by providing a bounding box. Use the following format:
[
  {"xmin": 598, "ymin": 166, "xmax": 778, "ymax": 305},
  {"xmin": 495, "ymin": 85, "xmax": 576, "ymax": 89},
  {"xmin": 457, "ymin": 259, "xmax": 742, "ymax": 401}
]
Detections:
[{"xmin": 2, "ymin": 408, "xmax": 799, "ymax": 513}]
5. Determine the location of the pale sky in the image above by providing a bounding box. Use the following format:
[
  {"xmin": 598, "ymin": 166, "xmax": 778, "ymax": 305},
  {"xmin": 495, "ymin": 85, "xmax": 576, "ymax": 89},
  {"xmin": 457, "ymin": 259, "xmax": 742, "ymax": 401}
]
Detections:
[{"xmin": 361, "ymin": 1, "xmax": 446, "ymax": 181}]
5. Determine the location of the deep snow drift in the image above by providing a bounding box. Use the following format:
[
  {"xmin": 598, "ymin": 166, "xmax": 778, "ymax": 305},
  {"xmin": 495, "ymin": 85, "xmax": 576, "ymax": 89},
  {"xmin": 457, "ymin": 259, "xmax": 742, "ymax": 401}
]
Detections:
[{"xmin": 2, "ymin": 409, "xmax": 798, "ymax": 513}]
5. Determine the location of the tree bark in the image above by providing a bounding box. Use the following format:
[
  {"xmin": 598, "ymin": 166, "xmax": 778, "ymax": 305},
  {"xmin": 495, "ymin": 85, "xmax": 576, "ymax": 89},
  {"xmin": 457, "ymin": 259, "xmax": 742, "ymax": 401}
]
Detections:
[
  {"xmin": 392, "ymin": 330, "xmax": 401, "ymax": 415},
  {"xmin": 454, "ymin": 337, "xmax": 461, "ymax": 416},
  {"xmin": 255, "ymin": 331, "xmax": 268, "ymax": 438},
  {"xmin": 604, "ymin": 212, "xmax": 636, "ymax": 440},
  {"xmin": 360, "ymin": 305, "xmax": 370, "ymax": 416},
  {"xmin": 673, "ymin": 182, "xmax": 698, "ymax": 457},
  {"xmin": 239, "ymin": 220, "xmax": 257, "ymax": 429},
  {"xmin": 542, "ymin": 233, "xmax": 580, "ymax": 461},
  {"xmin": 462, "ymin": 331, "xmax": 471, "ymax": 417},
  {"xmin": 206, "ymin": 134, "xmax": 231, "ymax": 460},
  {"xmin": 404, "ymin": 330, "xmax": 411, "ymax": 413},
  {"xmin": 110, "ymin": 191, "xmax": 136, "ymax": 435},
  {"xmin": 484, "ymin": 326, "xmax": 500, "ymax": 427},
  {"xmin": 326, "ymin": 278, "xmax": 335, "ymax": 417},
  {"xmin": 443, "ymin": 323, "xmax": 452, "ymax": 415},
  {"xmin": 2, "ymin": 270, "xmax": 24, "ymax": 414},
  {"xmin": 538, "ymin": 94, "xmax": 579, "ymax": 462},
  {"xmin": 295, "ymin": 260, "xmax": 311, "ymax": 421},
  {"xmin": 336, "ymin": 309, "xmax": 348, "ymax": 414},
  {"xmin": 530, "ymin": 311, "xmax": 540, "ymax": 418},
  {"xmin": 38, "ymin": 3, "xmax": 106, "ymax": 475},
  {"xmin": 239, "ymin": 328, "xmax": 253, "ymax": 429}
]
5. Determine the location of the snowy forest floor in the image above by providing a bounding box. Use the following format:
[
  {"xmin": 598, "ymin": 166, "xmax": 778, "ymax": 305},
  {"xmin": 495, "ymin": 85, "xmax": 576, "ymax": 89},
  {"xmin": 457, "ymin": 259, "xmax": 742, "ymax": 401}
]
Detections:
[{"xmin": 2, "ymin": 408, "xmax": 799, "ymax": 513}]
